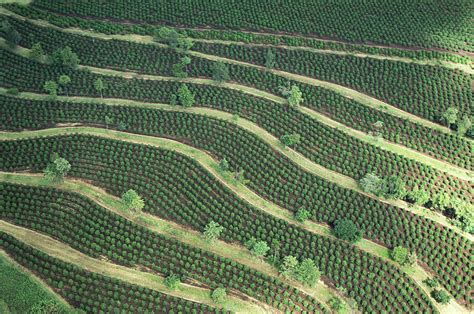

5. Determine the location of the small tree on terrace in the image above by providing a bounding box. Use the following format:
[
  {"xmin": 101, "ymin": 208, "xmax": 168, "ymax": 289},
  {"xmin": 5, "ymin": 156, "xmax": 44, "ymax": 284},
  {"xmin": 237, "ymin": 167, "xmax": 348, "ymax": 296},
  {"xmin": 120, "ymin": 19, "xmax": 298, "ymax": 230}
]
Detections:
[
  {"xmin": 30, "ymin": 42, "xmax": 44, "ymax": 61},
  {"xmin": 164, "ymin": 273, "xmax": 181, "ymax": 290},
  {"xmin": 177, "ymin": 84, "xmax": 195, "ymax": 108},
  {"xmin": 43, "ymin": 80, "xmax": 58, "ymax": 99},
  {"xmin": 172, "ymin": 56, "xmax": 191, "ymax": 78},
  {"xmin": 288, "ymin": 85, "xmax": 303, "ymax": 107},
  {"xmin": 430, "ymin": 289, "xmax": 451, "ymax": 304},
  {"xmin": 359, "ymin": 172, "xmax": 383, "ymax": 196},
  {"xmin": 380, "ymin": 175, "xmax": 407, "ymax": 199},
  {"xmin": 44, "ymin": 155, "xmax": 71, "ymax": 183},
  {"xmin": 212, "ymin": 61, "xmax": 230, "ymax": 82},
  {"xmin": 211, "ymin": 287, "xmax": 227, "ymax": 303},
  {"xmin": 280, "ymin": 133, "xmax": 301, "ymax": 147},
  {"xmin": 219, "ymin": 158, "xmax": 229, "ymax": 172},
  {"xmin": 247, "ymin": 239, "xmax": 269, "ymax": 259},
  {"xmin": 94, "ymin": 78, "xmax": 105, "ymax": 98},
  {"xmin": 203, "ymin": 221, "xmax": 224, "ymax": 241},
  {"xmin": 457, "ymin": 115, "xmax": 472, "ymax": 136},
  {"xmin": 52, "ymin": 46, "xmax": 79, "ymax": 68},
  {"xmin": 295, "ymin": 258, "xmax": 320, "ymax": 287},
  {"xmin": 58, "ymin": 75, "xmax": 71, "ymax": 96},
  {"xmin": 295, "ymin": 207, "xmax": 311, "ymax": 223},
  {"xmin": 265, "ymin": 49, "xmax": 276, "ymax": 69},
  {"xmin": 155, "ymin": 26, "xmax": 193, "ymax": 52},
  {"xmin": 279, "ymin": 255, "xmax": 298, "ymax": 278},
  {"xmin": 333, "ymin": 219, "xmax": 362, "ymax": 243},
  {"xmin": 121, "ymin": 189, "xmax": 144, "ymax": 215},
  {"xmin": 442, "ymin": 107, "xmax": 458, "ymax": 127},
  {"xmin": 390, "ymin": 246, "xmax": 408, "ymax": 265}
]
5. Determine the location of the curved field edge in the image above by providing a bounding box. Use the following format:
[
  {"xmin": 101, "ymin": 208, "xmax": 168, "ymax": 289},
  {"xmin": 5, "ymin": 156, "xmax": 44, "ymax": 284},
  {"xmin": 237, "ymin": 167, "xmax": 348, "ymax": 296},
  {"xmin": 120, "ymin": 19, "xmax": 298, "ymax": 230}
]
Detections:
[
  {"xmin": 1, "ymin": 5, "xmax": 471, "ymax": 72},
  {"xmin": 0, "ymin": 220, "xmax": 268, "ymax": 313},
  {"xmin": 1, "ymin": 91, "xmax": 470, "ymax": 240},
  {"xmin": 0, "ymin": 9, "xmax": 458, "ymax": 138},
  {"xmin": 0, "ymin": 172, "xmax": 344, "ymax": 312},
  {"xmin": 11, "ymin": 0, "xmax": 474, "ymax": 54},
  {"xmin": 2, "ymin": 44, "xmax": 472, "ymax": 184},
  {"xmin": 0, "ymin": 249, "xmax": 72, "ymax": 313},
  {"xmin": 0, "ymin": 128, "xmax": 463, "ymax": 312}
]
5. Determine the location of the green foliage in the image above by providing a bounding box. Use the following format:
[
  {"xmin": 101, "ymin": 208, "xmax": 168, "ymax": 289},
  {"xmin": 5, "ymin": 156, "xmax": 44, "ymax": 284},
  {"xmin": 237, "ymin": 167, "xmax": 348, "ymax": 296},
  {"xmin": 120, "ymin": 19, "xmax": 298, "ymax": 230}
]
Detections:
[
  {"xmin": 28, "ymin": 299, "xmax": 64, "ymax": 314},
  {"xmin": 380, "ymin": 175, "xmax": 407, "ymax": 199},
  {"xmin": 121, "ymin": 189, "xmax": 144, "ymax": 214},
  {"xmin": 359, "ymin": 172, "xmax": 383, "ymax": 195},
  {"xmin": 442, "ymin": 107, "xmax": 458, "ymax": 126},
  {"xmin": 52, "ymin": 46, "xmax": 79, "ymax": 68},
  {"xmin": 6, "ymin": 88, "xmax": 19, "ymax": 95},
  {"xmin": 43, "ymin": 80, "xmax": 58, "ymax": 99},
  {"xmin": 43, "ymin": 156, "xmax": 71, "ymax": 182},
  {"xmin": 423, "ymin": 278, "xmax": 438, "ymax": 289},
  {"xmin": 430, "ymin": 289, "xmax": 451, "ymax": 304},
  {"xmin": 211, "ymin": 61, "xmax": 229, "ymax": 82},
  {"xmin": 287, "ymin": 85, "xmax": 303, "ymax": 107},
  {"xmin": 30, "ymin": 43, "xmax": 44, "ymax": 60},
  {"xmin": 295, "ymin": 258, "xmax": 320, "ymax": 287},
  {"xmin": 280, "ymin": 133, "xmax": 301, "ymax": 147},
  {"xmin": 295, "ymin": 208, "xmax": 311, "ymax": 223},
  {"xmin": 93, "ymin": 78, "xmax": 105, "ymax": 98},
  {"xmin": 1, "ymin": 21, "xmax": 21, "ymax": 48},
  {"xmin": 279, "ymin": 255, "xmax": 298, "ymax": 278},
  {"xmin": 264, "ymin": 49, "xmax": 275, "ymax": 68},
  {"xmin": 177, "ymin": 84, "xmax": 195, "ymax": 108},
  {"xmin": 333, "ymin": 219, "xmax": 362, "ymax": 243},
  {"xmin": 155, "ymin": 26, "xmax": 193, "ymax": 52},
  {"xmin": 104, "ymin": 115, "xmax": 114, "ymax": 129},
  {"xmin": 328, "ymin": 297, "xmax": 346, "ymax": 313},
  {"xmin": 407, "ymin": 185, "xmax": 430, "ymax": 206},
  {"xmin": 58, "ymin": 75, "xmax": 71, "ymax": 96},
  {"xmin": 219, "ymin": 158, "xmax": 229, "ymax": 172},
  {"xmin": 390, "ymin": 246, "xmax": 408, "ymax": 265},
  {"xmin": 0, "ymin": 255, "xmax": 66, "ymax": 314},
  {"xmin": 164, "ymin": 273, "xmax": 180, "ymax": 290},
  {"xmin": 246, "ymin": 238, "xmax": 269, "ymax": 258},
  {"xmin": 203, "ymin": 221, "xmax": 224, "ymax": 241},
  {"xmin": 457, "ymin": 115, "xmax": 471, "ymax": 136},
  {"xmin": 171, "ymin": 56, "xmax": 191, "ymax": 78},
  {"xmin": 211, "ymin": 287, "xmax": 226, "ymax": 303}
]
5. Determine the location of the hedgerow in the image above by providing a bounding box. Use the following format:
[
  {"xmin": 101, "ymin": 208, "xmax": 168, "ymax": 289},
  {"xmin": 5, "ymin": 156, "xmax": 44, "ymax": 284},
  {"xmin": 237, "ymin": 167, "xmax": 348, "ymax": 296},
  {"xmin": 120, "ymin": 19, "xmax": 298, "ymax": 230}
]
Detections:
[
  {"xmin": 0, "ymin": 232, "xmax": 224, "ymax": 313},
  {"xmin": 27, "ymin": 0, "xmax": 473, "ymax": 51},
  {"xmin": 0, "ymin": 182, "xmax": 326, "ymax": 313},
  {"xmin": 0, "ymin": 133, "xmax": 471, "ymax": 307}
]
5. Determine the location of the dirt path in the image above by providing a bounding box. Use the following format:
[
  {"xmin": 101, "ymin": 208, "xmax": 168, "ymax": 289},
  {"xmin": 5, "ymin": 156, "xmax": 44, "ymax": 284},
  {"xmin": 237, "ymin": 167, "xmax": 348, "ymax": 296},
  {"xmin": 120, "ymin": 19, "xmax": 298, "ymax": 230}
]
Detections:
[{"xmin": 0, "ymin": 219, "xmax": 271, "ymax": 314}]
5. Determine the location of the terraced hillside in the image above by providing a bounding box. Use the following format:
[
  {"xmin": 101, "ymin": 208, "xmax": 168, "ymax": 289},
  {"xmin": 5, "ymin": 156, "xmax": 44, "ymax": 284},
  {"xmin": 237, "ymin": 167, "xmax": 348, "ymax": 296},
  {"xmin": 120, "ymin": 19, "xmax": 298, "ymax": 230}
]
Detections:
[{"xmin": 0, "ymin": 1, "xmax": 472, "ymax": 313}]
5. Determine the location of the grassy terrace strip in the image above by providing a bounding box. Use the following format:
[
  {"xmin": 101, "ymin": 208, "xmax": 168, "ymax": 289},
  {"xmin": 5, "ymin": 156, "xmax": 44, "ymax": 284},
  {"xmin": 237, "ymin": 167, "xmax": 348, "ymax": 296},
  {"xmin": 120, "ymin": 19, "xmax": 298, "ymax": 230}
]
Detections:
[
  {"xmin": 0, "ymin": 250, "xmax": 71, "ymax": 313},
  {"xmin": 0, "ymin": 229, "xmax": 240, "ymax": 314},
  {"xmin": 0, "ymin": 131, "xmax": 469, "ymax": 309},
  {"xmin": 26, "ymin": 0, "xmax": 473, "ymax": 51},
  {"xmin": 0, "ymin": 182, "xmax": 327, "ymax": 313},
  {"xmin": 190, "ymin": 41, "xmax": 473, "ymax": 125},
  {"xmin": 0, "ymin": 172, "xmax": 344, "ymax": 310},
  {"xmin": 2, "ymin": 91, "xmax": 471, "ymax": 240},
  {"xmin": 3, "ymin": 3, "xmax": 472, "ymax": 66},
  {"xmin": 2, "ymin": 171, "xmax": 465, "ymax": 313},
  {"xmin": 0, "ymin": 135, "xmax": 440, "ymax": 313},
  {"xmin": 2, "ymin": 13, "xmax": 472, "ymax": 171},
  {"xmin": 1, "ymin": 49, "xmax": 472, "ymax": 204}
]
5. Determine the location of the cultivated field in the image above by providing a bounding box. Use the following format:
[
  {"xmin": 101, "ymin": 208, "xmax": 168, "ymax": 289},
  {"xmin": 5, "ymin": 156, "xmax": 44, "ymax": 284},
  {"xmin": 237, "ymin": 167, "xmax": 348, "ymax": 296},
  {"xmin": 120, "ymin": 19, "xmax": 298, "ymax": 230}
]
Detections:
[{"xmin": 0, "ymin": 1, "xmax": 472, "ymax": 313}]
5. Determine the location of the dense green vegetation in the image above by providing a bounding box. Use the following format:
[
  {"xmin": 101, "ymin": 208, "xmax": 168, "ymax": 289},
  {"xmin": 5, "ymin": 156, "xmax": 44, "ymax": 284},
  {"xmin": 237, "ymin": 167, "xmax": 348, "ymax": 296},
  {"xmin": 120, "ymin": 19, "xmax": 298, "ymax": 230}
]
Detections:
[
  {"xmin": 27, "ymin": 0, "xmax": 473, "ymax": 51},
  {"xmin": 0, "ymin": 132, "xmax": 470, "ymax": 306},
  {"xmin": 0, "ymin": 232, "xmax": 224, "ymax": 313},
  {"xmin": 0, "ymin": 1, "xmax": 472, "ymax": 311},
  {"xmin": 0, "ymin": 182, "xmax": 325, "ymax": 313},
  {"xmin": 0, "ymin": 252, "xmax": 69, "ymax": 313},
  {"xmin": 1, "ymin": 49, "xmax": 470, "ymax": 203},
  {"xmin": 2, "ymin": 14, "xmax": 471, "ymax": 168}
]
